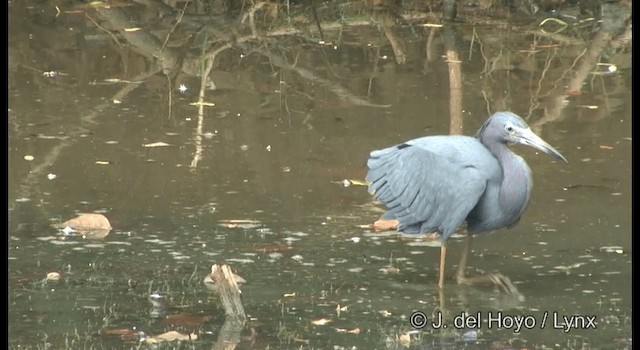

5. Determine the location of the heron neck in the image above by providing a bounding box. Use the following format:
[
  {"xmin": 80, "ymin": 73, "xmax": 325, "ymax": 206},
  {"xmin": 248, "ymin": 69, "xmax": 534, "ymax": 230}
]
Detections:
[{"xmin": 492, "ymin": 143, "xmax": 532, "ymax": 220}]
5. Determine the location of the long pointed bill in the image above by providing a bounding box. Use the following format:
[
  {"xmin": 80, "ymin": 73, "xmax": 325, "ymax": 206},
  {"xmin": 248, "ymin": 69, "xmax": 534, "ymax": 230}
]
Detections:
[{"xmin": 516, "ymin": 128, "xmax": 568, "ymax": 163}]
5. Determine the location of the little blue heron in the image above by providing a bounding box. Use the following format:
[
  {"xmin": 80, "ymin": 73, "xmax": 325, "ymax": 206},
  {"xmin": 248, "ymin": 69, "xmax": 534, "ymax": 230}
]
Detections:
[{"xmin": 366, "ymin": 112, "xmax": 567, "ymax": 290}]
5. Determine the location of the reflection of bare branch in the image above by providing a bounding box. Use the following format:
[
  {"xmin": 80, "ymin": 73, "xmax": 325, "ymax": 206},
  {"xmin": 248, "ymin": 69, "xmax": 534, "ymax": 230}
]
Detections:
[
  {"xmin": 241, "ymin": 1, "xmax": 269, "ymax": 38},
  {"xmin": 526, "ymin": 48, "xmax": 559, "ymax": 120},
  {"xmin": 251, "ymin": 47, "xmax": 391, "ymax": 108},
  {"xmin": 84, "ymin": 13, "xmax": 123, "ymax": 46},
  {"xmin": 190, "ymin": 43, "xmax": 220, "ymax": 169},
  {"xmin": 9, "ymin": 68, "xmax": 159, "ymax": 212},
  {"xmin": 160, "ymin": 0, "xmax": 190, "ymax": 52},
  {"xmin": 610, "ymin": 21, "xmax": 631, "ymax": 48}
]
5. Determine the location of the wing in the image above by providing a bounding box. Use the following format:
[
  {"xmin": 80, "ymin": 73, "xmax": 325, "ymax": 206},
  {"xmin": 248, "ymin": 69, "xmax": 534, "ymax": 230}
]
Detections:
[{"xmin": 366, "ymin": 137, "xmax": 491, "ymax": 239}]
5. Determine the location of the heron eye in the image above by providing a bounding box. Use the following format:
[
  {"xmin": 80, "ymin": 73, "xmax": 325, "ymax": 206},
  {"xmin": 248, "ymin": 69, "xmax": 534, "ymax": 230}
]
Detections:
[{"xmin": 506, "ymin": 125, "xmax": 514, "ymax": 133}]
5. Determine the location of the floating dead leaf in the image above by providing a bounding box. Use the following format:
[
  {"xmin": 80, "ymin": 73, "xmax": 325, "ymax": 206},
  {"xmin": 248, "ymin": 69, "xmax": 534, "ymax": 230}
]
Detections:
[
  {"xmin": 123, "ymin": 27, "xmax": 141, "ymax": 32},
  {"xmin": 599, "ymin": 145, "xmax": 614, "ymax": 150},
  {"xmin": 379, "ymin": 265, "xmax": 400, "ymax": 274},
  {"xmin": 144, "ymin": 331, "xmax": 197, "ymax": 343},
  {"xmin": 397, "ymin": 332, "xmax": 411, "ymax": 347},
  {"xmin": 533, "ymin": 44, "xmax": 560, "ymax": 49},
  {"xmin": 218, "ymin": 219, "xmax": 262, "ymax": 229},
  {"xmin": 95, "ymin": 160, "xmax": 113, "ymax": 165},
  {"xmin": 283, "ymin": 292, "xmax": 296, "ymax": 297},
  {"xmin": 311, "ymin": 318, "xmax": 332, "ymax": 326},
  {"xmin": 372, "ymin": 219, "xmax": 399, "ymax": 232},
  {"xmin": 576, "ymin": 105, "xmax": 599, "ymax": 109},
  {"xmin": 143, "ymin": 142, "xmax": 171, "ymax": 148},
  {"xmin": 46, "ymin": 272, "xmax": 61, "ymax": 281},
  {"xmin": 54, "ymin": 213, "xmax": 112, "ymax": 239}
]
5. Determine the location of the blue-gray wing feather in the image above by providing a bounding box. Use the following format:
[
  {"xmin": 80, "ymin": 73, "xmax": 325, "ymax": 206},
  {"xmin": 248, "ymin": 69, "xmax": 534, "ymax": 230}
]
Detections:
[{"xmin": 366, "ymin": 136, "xmax": 491, "ymax": 238}]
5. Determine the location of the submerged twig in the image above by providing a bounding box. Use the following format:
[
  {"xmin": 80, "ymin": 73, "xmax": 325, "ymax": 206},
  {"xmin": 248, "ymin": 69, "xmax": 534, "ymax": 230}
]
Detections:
[{"xmin": 209, "ymin": 264, "xmax": 246, "ymax": 319}]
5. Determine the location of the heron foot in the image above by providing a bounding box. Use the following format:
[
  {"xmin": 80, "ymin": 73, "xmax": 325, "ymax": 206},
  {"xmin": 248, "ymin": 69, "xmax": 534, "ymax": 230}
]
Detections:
[{"xmin": 456, "ymin": 273, "xmax": 525, "ymax": 301}]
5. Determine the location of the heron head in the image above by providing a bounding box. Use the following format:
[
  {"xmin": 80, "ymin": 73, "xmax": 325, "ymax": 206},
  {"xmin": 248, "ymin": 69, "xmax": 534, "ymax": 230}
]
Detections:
[{"xmin": 478, "ymin": 112, "xmax": 568, "ymax": 163}]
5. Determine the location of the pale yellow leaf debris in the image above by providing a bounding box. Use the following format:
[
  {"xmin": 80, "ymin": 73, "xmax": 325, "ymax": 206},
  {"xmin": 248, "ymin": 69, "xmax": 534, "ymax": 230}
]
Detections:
[
  {"xmin": 332, "ymin": 179, "xmax": 369, "ymax": 187},
  {"xmin": 347, "ymin": 328, "xmax": 361, "ymax": 334},
  {"xmin": 283, "ymin": 292, "xmax": 296, "ymax": 297},
  {"xmin": 47, "ymin": 272, "xmax": 61, "ymax": 281},
  {"xmin": 311, "ymin": 318, "xmax": 332, "ymax": 326},
  {"xmin": 145, "ymin": 331, "xmax": 197, "ymax": 343},
  {"xmin": 335, "ymin": 327, "xmax": 360, "ymax": 334},
  {"xmin": 124, "ymin": 27, "xmax": 142, "ymax": 32},
  {"xmin": 219, "ymin": 219, "xmax": 261, "ymax": 224},
  {"xmin": 95, "ymin": 161, "xmax": 111, "ymax": 165},
  {"xmin": 143, "ymin": 142, "xmax": 171, "ymax": 148},
  {"xmin": 397, "ymin": 333, "xmax": 411, "ymax": 347},
  {"xmin": 189, "ymin": 101, "xmax": 216, "ymax": 107}
]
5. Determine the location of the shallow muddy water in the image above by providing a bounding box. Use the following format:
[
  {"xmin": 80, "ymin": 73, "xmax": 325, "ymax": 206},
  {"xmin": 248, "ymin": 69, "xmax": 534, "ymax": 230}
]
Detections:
[{"xmin": 9, "ymin": 1, "xmax": 631, "ymax": 349}]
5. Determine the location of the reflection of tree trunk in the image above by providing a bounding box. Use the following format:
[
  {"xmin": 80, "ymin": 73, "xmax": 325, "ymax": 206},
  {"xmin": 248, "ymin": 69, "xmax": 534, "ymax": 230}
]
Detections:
[
  {"xmin": 530, "ymin": 4, "xmax": 630, "ymax": 131},
  {"xmin": 442, "ymin": 0, "xmax": 457, "ymax": 22},
  {"xmin": 565, "ymin": 31, "xmax": 613, "ymax": 94},
  {"xmin": 94, "ymin": 6, "xmax": 180, "ymax": 74},
  {"xmin": 442, "ymin": 27, "xmax": 463, "ymax": 135},
  {"xmin": 370, "ymin": 9, "xmax": 407, "ymax": 64},
  {"xmin": 533, "ymin": 30, "xmax": 614, "ymax": 132}
]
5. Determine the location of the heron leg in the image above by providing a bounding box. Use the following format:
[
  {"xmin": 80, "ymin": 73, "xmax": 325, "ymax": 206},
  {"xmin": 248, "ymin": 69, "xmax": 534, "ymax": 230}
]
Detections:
[
  {"xmin": 454, "ymin": 236, "xmax": 524, "ymax": 299},
  {"xmin": 438, "ymin": 244, "xmax": 446, "ymax": 289},
  {"xmin": 455, "ymin": 234, "xmax": 473, "ymax": 283}
]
